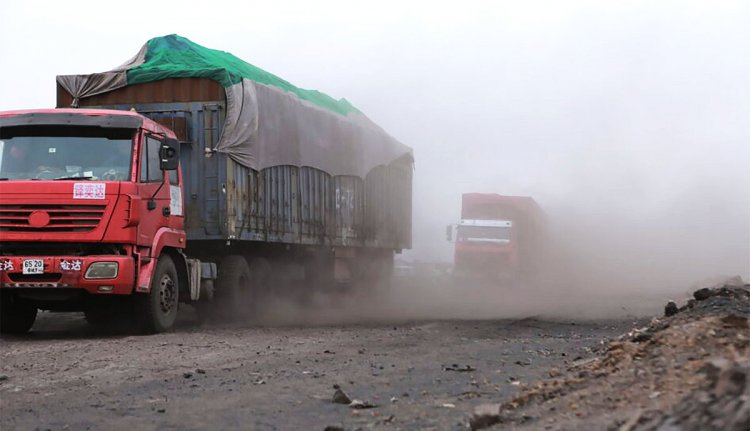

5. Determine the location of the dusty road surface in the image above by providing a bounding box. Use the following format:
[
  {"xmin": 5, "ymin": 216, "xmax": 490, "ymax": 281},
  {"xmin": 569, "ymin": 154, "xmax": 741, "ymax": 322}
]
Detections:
[
  {"xmin": 0, "ymin": 308, "xmax": 636, "ymax": 430},
  {"xmin": 6, "ymin": 276, "xmax": 738, "ymax": 431}
]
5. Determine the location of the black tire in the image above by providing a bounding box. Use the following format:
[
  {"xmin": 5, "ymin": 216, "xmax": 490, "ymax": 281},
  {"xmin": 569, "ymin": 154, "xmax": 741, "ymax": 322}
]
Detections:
[
  {"xmin": 215, "ymin": 255, "xmax": 253, "ymax": 320},
  {"xmin": 134, "ymin": 255, "xmax": 179, "ymax": 334},
  {"xmin": 0, "ymin": 295, "xmax": 37, "ymax": 335}
]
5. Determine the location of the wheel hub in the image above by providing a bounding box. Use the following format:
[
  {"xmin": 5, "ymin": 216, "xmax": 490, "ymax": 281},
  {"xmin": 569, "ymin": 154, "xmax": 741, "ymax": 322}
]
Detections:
[{"xmin": 159, "ymin": 275, "xmax": 176, "ymax": 314}]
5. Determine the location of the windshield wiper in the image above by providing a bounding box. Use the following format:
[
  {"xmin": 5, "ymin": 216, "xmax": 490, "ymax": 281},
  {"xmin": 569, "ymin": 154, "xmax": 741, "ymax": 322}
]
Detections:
[{"xmin": 53, "ymin": 176, "xmax": 94, "ymax": 181}]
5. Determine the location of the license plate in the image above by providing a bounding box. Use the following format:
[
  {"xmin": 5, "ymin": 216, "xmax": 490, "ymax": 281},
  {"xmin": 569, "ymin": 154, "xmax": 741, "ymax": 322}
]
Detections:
[{"xmin": 23, "ymin": 259, "xmax": 44, "ymax": 275}]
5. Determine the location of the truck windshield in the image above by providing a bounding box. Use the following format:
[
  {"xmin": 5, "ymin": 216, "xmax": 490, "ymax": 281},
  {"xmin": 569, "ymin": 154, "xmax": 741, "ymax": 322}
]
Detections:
[
  {"xmin": 457, "ymin": 225, "xmax": 511, "ymax": 243},
  {"xmin": 0, "ymin": 126, "xmax": 135, "ymax": 181}
]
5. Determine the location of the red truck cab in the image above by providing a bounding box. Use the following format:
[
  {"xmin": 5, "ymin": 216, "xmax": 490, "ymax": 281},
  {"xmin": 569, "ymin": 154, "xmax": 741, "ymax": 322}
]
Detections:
[
  {"xmin": 0, "ymin": 109, "xmax": 184, "ymax": 334},
  {"xmin": 448, "ymin": 193, "xmax": 544, "ymax": 282}
]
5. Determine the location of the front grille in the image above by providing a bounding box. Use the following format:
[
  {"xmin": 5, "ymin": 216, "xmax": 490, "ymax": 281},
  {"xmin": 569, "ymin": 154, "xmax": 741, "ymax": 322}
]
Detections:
[{"xmin": 0, "ymin": 204, "xmax": 106, "ymax": 233}]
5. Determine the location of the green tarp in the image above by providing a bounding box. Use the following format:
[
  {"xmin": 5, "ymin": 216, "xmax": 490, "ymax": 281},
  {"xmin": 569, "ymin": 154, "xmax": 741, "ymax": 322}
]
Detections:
[{"xmin": 127, "ymin": 35, "xmax": 360, "ymax": 116}]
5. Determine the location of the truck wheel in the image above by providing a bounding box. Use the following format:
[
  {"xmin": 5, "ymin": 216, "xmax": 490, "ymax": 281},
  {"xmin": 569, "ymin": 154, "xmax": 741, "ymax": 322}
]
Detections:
[
  {"xmin": 216, "ymin": 255, "xmax": 253, "ymax": 320},
  {"xmin": 135, "ymin": 255, "xmax": 179, "ymax": 334},
  {"xmin": 0, "ymin": 296, "xmax": 37, "ymax": 335}
]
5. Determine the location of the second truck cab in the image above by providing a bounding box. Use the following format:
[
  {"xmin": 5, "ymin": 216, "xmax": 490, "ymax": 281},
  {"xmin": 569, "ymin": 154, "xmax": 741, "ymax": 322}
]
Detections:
[{"xmin": 447, "ymin": 193, "xmax": 544, "ymax": 282}]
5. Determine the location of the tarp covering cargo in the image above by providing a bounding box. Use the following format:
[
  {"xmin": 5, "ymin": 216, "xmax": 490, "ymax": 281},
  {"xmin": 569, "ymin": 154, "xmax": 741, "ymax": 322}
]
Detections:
[{"xmin": 57, "ymin": 34, "xmax": 412, "ymax": 177}]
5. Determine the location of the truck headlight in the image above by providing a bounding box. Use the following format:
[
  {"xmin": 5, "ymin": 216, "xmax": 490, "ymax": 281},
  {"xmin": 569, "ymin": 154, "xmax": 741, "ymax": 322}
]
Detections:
[{"xmin": 85, "ymin": 262, "xmax": 119, "ymax": 279}]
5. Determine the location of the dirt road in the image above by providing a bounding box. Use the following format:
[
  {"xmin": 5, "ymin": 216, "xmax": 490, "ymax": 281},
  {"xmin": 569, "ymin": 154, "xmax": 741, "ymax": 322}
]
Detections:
[
  {"xmin": 5, "ymin": 274, "xmax": 723, "ymax": 431},
  {"xmin": 0, "ymin": 309, "xmax": 636, "ymax": 430}
]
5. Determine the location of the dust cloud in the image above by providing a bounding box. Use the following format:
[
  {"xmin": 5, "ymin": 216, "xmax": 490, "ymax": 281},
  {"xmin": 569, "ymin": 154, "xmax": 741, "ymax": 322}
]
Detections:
[
  {"xmin": 383, "ymin": 3, "xmax": 749, "ymax": 321},
  {"xmin": 248, "ymin": 2, "xmax": 750, "ymax": 325}
]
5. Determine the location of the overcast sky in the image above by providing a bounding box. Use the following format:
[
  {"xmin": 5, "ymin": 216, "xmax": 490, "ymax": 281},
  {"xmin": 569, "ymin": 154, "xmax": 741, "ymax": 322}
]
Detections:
[{"xmin": 1, "ymin": 1, "xmax": 748, "ymax": 282}]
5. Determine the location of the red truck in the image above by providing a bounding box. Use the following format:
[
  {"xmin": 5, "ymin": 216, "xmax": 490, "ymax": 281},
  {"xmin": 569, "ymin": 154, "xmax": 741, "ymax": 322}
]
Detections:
[
  {"xmin": 0, "ymin": 35, "xmax": 412, "ymax": 334},
  {"xmin": 447, "ymin": 193, "xmax": 544, "ymax": 282}
]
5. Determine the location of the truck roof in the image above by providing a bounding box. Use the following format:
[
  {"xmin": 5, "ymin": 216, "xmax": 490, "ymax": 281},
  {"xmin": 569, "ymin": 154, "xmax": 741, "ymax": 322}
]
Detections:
[
  {"xmin": 0, "ymin": 108, "xmax": 176, "ymax": 138},
  {"xmin": 461, "ymin": 193, "xmax": 545, "ymax": 222}
]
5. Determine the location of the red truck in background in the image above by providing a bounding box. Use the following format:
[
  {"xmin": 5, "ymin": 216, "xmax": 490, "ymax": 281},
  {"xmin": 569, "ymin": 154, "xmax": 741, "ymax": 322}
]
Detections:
[{"xmin": 447, "ymin": 193, "xmax": 545, "ymax": 282}]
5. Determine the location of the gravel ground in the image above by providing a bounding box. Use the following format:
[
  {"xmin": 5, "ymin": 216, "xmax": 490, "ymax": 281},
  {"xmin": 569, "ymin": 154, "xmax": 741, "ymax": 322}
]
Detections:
[
  {"xmin": 0, "ymin": 310, "xmax": 638, "ymax": 431},
  {"xmin": 7, "ymin": 275, "xmax": 736, "ymax": 431},
  {"xmin": 470, "ymin": 281, "xmax": 750, "ymax": 431}
]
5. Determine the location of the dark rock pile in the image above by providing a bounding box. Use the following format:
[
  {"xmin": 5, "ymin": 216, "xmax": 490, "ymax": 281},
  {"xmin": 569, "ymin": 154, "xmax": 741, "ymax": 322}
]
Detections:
[{"xmin": 468, "ymin": 277, "xmax": 750, "ymax": 431}]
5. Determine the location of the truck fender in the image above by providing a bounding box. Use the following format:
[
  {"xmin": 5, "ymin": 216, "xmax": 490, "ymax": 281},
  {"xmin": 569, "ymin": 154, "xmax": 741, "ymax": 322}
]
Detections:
[{"xmin": 136, "ymin": 227, "xmax": 186, "ymax": 292}]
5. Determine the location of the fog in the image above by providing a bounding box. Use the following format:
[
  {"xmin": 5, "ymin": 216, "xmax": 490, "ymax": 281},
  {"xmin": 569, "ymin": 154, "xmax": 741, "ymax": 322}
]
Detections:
[{"xmin": 2, "ymin": 1, "xmax": 748, "ymax": 319}]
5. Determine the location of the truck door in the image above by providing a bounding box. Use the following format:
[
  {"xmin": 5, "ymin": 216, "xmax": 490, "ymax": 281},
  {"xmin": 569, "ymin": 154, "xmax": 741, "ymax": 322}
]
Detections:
[{"xmin": 136, "ymin": 133, "xmax": 178, "ymax": 246}]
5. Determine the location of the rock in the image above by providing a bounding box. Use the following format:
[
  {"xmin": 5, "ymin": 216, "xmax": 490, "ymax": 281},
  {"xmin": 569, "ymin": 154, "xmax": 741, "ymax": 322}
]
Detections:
[
  {"xmin": 379, "ymin": 415, "xmax": 395, "ymax": 424},
  {"xmin": 713, "ymin": 363, "xmax": 747, "ymax": 397},
  {"xmin": 664, "ymin": 301, "xmax": 679, "ymax": 317},
  {"xmin": 469, "ymin": 403, "xmax": 501, "ymax": 430},
  {"xmin": 332, "ymin": 385, "xmax": 351, "ymax": 405},
  {"xmin": 182, "ymin": 372, "xmax": 193, "ymax": 379},
  {"xmin": 702, "ymin": 358, "xmax": 732, "ymax": 382},
  {"xmin": 323, "ymin": 427, "xmax": 345, "ymax": 431},
  {"xmin": 0, "ymin": 375, "xmax": 8, "ymax": 382},
  {"xmin": 349, "ymin": 399, "xmax": 377, "ymax": 409},
  {"xmin": 195, "ymin": 368, "xmax": 206, "ymax": 374},
  {"xmin": 444, "ymin": 364, "xmax": 476, "ymax": 372},
  {"xmin": 693, "ymin": 287, "xmax": 715, "ymax": 301}
]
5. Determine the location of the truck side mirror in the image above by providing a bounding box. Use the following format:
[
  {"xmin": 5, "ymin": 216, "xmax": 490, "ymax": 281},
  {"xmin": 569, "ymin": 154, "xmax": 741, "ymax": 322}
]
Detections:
[
  {"xmin": 446, "ymin": 224, "xmax": 453, "ymax": 242},
  {"xmin": 160, "ymin": 138, "xmax": 180, "ymax": 171}
]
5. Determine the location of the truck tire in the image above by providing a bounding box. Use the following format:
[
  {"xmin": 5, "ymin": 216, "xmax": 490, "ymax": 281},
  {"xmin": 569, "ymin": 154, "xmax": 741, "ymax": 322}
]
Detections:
[
  {"xmin": 0, "ymin": 296, "xmax": 37, "ymax": 335},
  {"xmin": 135, "ymin": 255, "xmax": 179, "ymax": 334},
  {"xmin": 215, "ymin": 255, "xmax": 253, "ymax": 320}
]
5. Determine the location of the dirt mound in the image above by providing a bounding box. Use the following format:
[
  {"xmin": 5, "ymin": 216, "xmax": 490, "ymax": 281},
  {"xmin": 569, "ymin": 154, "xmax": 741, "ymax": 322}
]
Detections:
[{"xmin": 469, "ymin": 278, "xmax": 750, "ymax": 431}]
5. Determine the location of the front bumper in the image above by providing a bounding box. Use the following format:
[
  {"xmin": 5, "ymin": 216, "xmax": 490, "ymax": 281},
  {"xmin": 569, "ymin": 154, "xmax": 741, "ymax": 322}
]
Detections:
[{"xmin": 0, "ymin": 255, "xmax": 135, "ymax": 294}]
